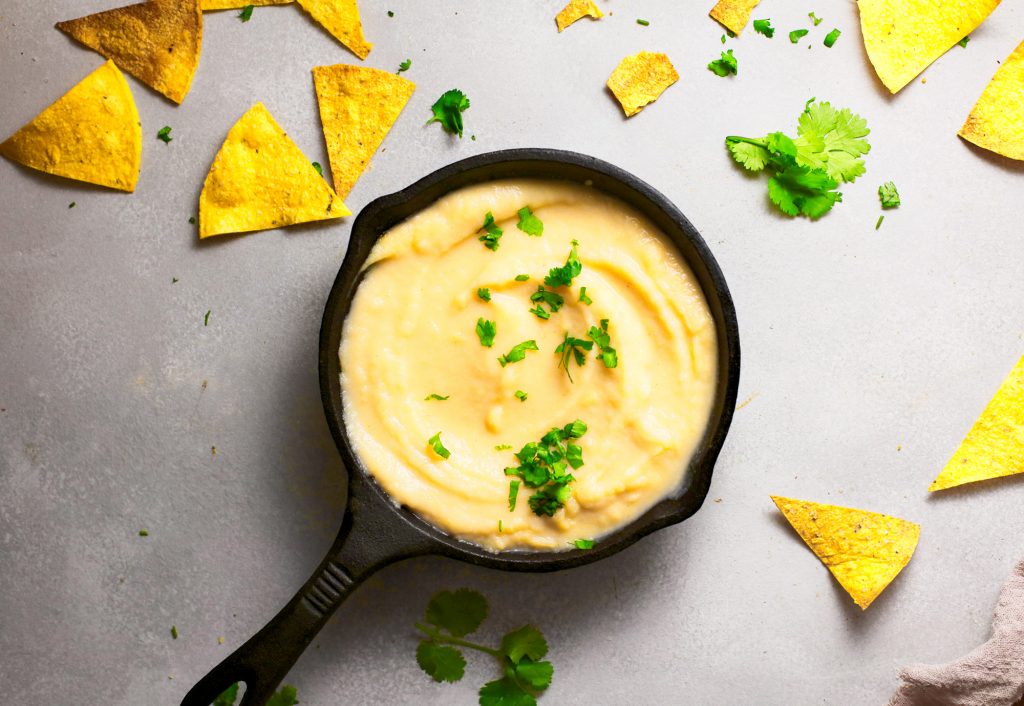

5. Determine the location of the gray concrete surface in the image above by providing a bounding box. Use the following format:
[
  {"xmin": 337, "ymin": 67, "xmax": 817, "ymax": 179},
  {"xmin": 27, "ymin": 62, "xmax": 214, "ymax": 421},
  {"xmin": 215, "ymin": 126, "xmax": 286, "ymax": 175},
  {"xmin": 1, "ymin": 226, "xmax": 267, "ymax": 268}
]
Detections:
[{"xmin": 2, "ymin": 1, "xmax": 1024, "ymax": 704}]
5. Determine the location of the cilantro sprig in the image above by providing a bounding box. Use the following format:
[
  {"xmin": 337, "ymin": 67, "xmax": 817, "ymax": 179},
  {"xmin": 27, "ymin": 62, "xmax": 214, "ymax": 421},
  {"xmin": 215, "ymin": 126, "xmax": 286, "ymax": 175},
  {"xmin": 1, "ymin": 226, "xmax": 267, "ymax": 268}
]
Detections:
[
  {"xmin": 414, "ymin": 589, "xmax": 554, "ymax": 706},
  {"xmin": 427, "ymin": 89, "xmax": 470, "ymax": 138},
  {"xmin": 503, "ymin": 420, "xmax": 586, "ymax": 517},
  {"xmin": 498, "ymin": 340, "xmax": 539, "ymax": 367},
  {"xmin": 555, "ymin": 333, "xmax": 593, "ymax": 382}
]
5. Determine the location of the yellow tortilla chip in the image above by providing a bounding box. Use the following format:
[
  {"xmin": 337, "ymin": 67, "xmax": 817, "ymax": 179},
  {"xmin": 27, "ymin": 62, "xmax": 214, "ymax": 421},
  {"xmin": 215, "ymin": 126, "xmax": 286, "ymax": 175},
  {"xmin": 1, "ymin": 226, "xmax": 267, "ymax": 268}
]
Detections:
[
  {"xmin": 0, "ymin": 60, "xmax": 141, "ymax": 192},
  {"xmin": 771, "ymin": 496, "xmax": 920, "ymax": 610},
  {"xmin": 202, "ymin": 0, "xmax": 291, "ymax": 9},
  {"xmin": 56, "ymin": 0, "xmax": 203, "ymax": 104},
  {"xmin": 555, "ymin": 0, "xmax": 603, "ymax": 32},
  {"xmin": 959, "ymin": 41, "xmax": 1024, "ymax": 161},
  {"xmin": 312, "ymin": 65, "xmax": 414, "ymax": 199},
  {"xmin": 199, "ymin": 103, "xmax": 348, "ymax": 238},
  {"xmin": 607, "ymin": 52, "xmax": 678, "ymax": 118},
  {"xmin": 857, "ymin": 0, "xmax": 1001, "ymax": 94},
  {"xmin": 709, "ymin": 0, "xmax": 760, "ymax": 35},
  {"xmin": 930, "ymin": 355, "xmax": 1024, "ymax": 491},
  {"xmin": 297, "ymin": 0, "xmax": 372, "ymax": 60}
]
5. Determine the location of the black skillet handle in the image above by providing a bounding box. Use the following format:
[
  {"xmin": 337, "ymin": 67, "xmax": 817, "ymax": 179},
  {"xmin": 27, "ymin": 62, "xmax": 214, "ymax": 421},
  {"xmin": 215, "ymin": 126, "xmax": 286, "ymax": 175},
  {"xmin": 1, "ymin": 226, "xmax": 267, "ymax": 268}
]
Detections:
[{"xmin": 181, "ymin": 475, "xmax": 434, "ymax": 706}]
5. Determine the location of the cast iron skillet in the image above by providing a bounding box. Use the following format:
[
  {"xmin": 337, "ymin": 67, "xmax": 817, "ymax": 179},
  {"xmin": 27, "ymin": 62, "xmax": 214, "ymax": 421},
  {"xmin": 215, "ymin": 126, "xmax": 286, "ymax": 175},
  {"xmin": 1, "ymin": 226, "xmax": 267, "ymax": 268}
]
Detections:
[{"xmin": 181, "ymin": 149, "xmax": 741, "ymax": 706}]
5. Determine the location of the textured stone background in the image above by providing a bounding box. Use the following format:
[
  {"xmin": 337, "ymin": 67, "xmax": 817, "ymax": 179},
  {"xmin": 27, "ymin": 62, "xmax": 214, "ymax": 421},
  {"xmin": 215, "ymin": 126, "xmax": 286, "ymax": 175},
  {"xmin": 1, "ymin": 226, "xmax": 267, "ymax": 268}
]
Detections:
[{"xmin": 2, "ymin": 1, "xmax": 1023, "ymax": 704}]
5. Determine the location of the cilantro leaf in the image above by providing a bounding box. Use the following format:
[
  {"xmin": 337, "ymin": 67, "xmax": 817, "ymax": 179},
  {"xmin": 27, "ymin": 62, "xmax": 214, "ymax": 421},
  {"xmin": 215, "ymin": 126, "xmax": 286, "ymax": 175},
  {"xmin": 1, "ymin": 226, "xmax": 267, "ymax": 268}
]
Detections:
[
  {"xmin": 823, "ymin": 28, "xmax": 841, "ymax": 47},
  {"xmin": 808, "ymin": 12, "xmax": 823, "ymax": 26},
  {"xmin": 239, "ymin": 4, "xmax": 254, "ymax": 21},
  {"xmin": 425, "ymin": 393, "xmax": 449, "ymax": 401},
  {"xmin": 529, "ymin": 286, "xmax": 564, "ymax": 319},
  {"xmin": 479, "ymin": 677, "xmax": 536, "ymax": 706},
  {"xmin": 544, "ymin": 243, "xmax": 582, "ymax": 288},
  {"xmin": 514, "ymin": 274, "xmax": 530, "ymax": 282},
  {"xmin": 767, "ymin": 165, "xmax": 841, "ymax": 218},
  {"xmin": 528, "ymin": 484, "xmax": 573, "ymax": 517},
  {"xmin": 501, "ymin": 626, "xmax": 549, "ymax": 664},
  {"xmin": 213, "ymin": 683, "xmax": 238, "ymax": 706},
  {"xmin": 425, "ymin": 588, "xmax": 488, "ymax": 637},
  {"xmin": 515, "ymin": 390, "xmax": 528, "ymax": 402},
  {"xmin": 479, "ymin": 211, "xmax": 503, "ymax": 250},
  {"xmin": 477, "ymin": 287, "xmax": 491, "ymax": 302},
  {"xmin": 498, "ymin": 340, "xmax": 539, "ymax": 367},
  {"xmin": 516, "ymin": 207, "xmax": 543, "ymax": 236},
  {"xmin": 312, "ymin": 161, "xmax": 323, "ymax": 176},
  {"xmin": 157, "ymin": 126, "xmax": 172, "ymax": 143},
  {"xmin": 416, "ymin": 641, "xmax": 466, "ymax": 683},
  {"xmin": 587, "ymin": 319, "xmax": 617, "ymax": 368},
  {"xmin": 959, "ymin": 35, "xmax": 970, "ymax": 48},
  {"xmin": 564, "ymin": 419, "xmax": 587, "ymax": 438},
  {"xmin": 515, "ymin": 658, "xmax": 554, "ymax": 691},
  {"xmin": 789, "ymin": 29, "xmax": 809, "ymax": 43},
  {"xmin": 573, "ymin": 538, "xmax": 595, "ymax": 549},
  {"xmin": 753, "ymin": 19, "xmax": 774, "ymax": 37},
  {"xmin": 397, "ymin": 58, "xmax": 412, "ymax": 74},
  {"xmin": 428, "ymin": 432, "xmax": 451, "ymax": 459},
  {"xmin": 508, "ymin": 479, "xmax": 520, "ymax": 511},
  {"xmin": 267, "ymin": 685, "xmax": 298, "ymax": 706},
  {"xmin": 794, "ymin": 101, "xmax": 871, "ymax": 183},
  {"xmin": 878, "ymin": 181, "xmax": 900, "ymax": 208},
  {"xmin": 476, "ymin": 318, "xmax": 496, "ymax": 347},
  {"xmin": 708, "ymin": 49, "xmax": 738, "ymax": 77},
  {"xmin": 636, "ymin": 18, "xmax": 650, "ymax": 26},
  {"xmin": 726, "ymin": 139, "xmax": 771, "ymax": 171},
  {"xmin": 427, "ymin": 89, "xmax": 470, "ymax": 138}
]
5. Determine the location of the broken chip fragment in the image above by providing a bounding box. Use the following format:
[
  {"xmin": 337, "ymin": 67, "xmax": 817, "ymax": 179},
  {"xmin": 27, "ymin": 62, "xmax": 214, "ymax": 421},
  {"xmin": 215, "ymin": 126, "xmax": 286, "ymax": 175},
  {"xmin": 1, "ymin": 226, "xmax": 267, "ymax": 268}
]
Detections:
[
  {"xmin": 56, "ymin": 0, "xmax": 203, "ymax": 104},
  {"xmin": 929, "ymin": 355, "xmax": 1024, "ymax": 491},
  {"xmin": 201, "ymin": 0, "xmax": 291, "ymax": 9},
  {"xmin": 199, "ymin": 102, "xmax": 348, "ymax": 238},
  {"xmin": 771, "ymin": 495, "xmax": 920, "ymax": 610},
  {"xmin": 857, "ymin": 0, "xmax": 1001, "ymax": 93},
  {"xmin": 959, "ymin": 41, "xmax": 1024, "ymax": 161},
  {"xmin": 709, "ymin": 0, "xmax": 761, "ymax": 36},
  {"xmin": 297, "ymin": 0, "xmax": 372, "ymax": 60},
  {"xmin": 0, "ymin": 60, "xmax": 141, "ymax": 191},
  {"xmin": 555, "ymin": 0, "xmax": 603, "ymax": 32},
  {"xmin": 312, "ymin": 64, "xmax": 415, "ymax": 198},
  {"xmin": 606, "ymin": 52, "xmax": 679, "ymax": 117}
]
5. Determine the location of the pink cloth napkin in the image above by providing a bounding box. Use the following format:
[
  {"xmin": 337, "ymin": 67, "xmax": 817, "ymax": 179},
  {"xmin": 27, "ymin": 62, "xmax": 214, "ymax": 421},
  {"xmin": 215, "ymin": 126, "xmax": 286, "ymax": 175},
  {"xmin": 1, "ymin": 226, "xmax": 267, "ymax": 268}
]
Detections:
[{"xmin": 889, "ymin": 559, "xmax": 1024, "ymax": 706}]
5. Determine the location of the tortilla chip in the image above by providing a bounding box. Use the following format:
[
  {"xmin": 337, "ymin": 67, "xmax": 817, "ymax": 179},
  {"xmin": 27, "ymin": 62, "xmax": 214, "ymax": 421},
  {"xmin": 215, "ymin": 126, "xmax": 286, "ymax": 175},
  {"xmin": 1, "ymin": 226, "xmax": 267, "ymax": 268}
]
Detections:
[
  {"xmin": 857, "ymin": 0, "xmax": 1001, "ymax": 94},
  {"xmin": 607, "ymin": 52, "xmax": 679, "ymax": 118},
  {"xmin": 771, "ymin": 496, "xmax": 920, "ymax": 610},
  {"xmin": 199, "ymin": 103, "xmax": 348, "ymax": 238},
  {"xmin": 56, "ymin": 0, "xmax": 202, "ymax": 104},
  {"xmin": 929, "ymin": 355, "xmax": 1024, "ymax": 491},
  {"xmin": 311, "ymin": 65, "xmax": 414, "ymax": 199},
  {"xmin": 202, "ymin": 0, "xmax": 291, "ymax": 9},
  {"xmin": 296, "ymin": 0, "xmax": 372, "ymax": 60},
  {"xmin": 709, "ymin": 0, "xmax": 760, "ymax": 35},
  {"xmin": 959, "ymin": 41, "xmax": 1024, "ymax": 161},
  {"xmin": 0, "ymin": 60, "xmax": 141, "ymax": 192},
  {"xmin": 555, "ymin": 0, "xmax": 603, "ymax": 32}
]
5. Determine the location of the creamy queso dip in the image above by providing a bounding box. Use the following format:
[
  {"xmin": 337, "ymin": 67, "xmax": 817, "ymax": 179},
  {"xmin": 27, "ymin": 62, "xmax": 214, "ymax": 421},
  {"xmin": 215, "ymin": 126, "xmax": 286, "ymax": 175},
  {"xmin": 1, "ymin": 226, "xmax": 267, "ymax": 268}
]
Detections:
[{"xmin": 340, "ymin": 180, "xmax": 717, "ymax": 551}]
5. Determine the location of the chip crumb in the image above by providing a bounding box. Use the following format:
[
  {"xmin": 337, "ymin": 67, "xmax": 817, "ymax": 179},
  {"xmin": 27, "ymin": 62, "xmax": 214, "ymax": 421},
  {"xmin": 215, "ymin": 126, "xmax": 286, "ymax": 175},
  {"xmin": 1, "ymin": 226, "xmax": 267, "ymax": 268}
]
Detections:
[
  {"xmin": 218, "ymin": 636, "xmax": 225, "ymax": 644},
  {"xmin": 211, "ymin": 446, "xmax": 217, "ymax": 456}
]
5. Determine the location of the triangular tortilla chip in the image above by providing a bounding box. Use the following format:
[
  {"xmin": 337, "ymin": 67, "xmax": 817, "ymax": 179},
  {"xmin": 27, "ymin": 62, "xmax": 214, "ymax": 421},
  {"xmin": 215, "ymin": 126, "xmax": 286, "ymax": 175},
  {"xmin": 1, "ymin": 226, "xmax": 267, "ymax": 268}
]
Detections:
[
  {"xmin": 857, "ymin": 0, "xmax": 1001, "ymax": 94},
  {"xmin": 607, "ymin": 52, "xmax": 679, "ymax": 118},
  {"xmin": 199, "ymin": 103, "xmax": 348, "ymax": 238},
  {"xmin": 771, "ymin": 496, "xmax": 920, "ymax": 610},
  {"xmin": 959, "ymin": 41, "xmax": 1024, "ymax": 161},
  {"xmin": 709, "ymin": 0, "xmax": 760, "ymax": 36},
  {"xmin": 296, "ymin": 0, "xmax": 372, "ymax": 60},
  {"xmin": 555, "ymin": 0, "xmax": 603, "ymax": 32},
  {"xmin": 312, "ymin": 64, "xmax": 414, "ymax": 199},
  {"xmin": 56, "ymin": 0, "xmax": 203, "ymax": 104},
  {"xmin": 202, "ymin": 0, "xmax": 291, "ymax": 9},
  {"xmin": 0, "ymin": 60, "xmax": 141, "ymax": 192},
  {"xmin": 930, "ymin": 355, "xmax": 1024, "ymax": 491}
]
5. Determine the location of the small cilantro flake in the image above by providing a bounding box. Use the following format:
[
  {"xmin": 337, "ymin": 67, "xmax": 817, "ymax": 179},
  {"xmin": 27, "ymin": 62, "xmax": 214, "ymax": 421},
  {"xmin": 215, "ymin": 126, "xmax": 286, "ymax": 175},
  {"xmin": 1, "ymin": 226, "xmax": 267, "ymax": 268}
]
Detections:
[
  {"xmin": 721, "ymin": 34, "xmax": 727, "ymax": 43},
  {"xmin": 213, "ymin": 684, "xmax": 238, "ymax": 706},
  {"xmin": 69, "ymin": 201, "xmax": 76, "ymax": 209},
  {"xmin": 753, "ymin": 19, "xmax": 774, "ymax": 37},
  {"xmin": 397, "ymin": 58, "xmax": 412, "ymax": 75},
  {"xmin": 823, "ymin": 28, "xmax": 841, "ymax": 47},
  {"xmin": 157, "ymin": 126, "xmax": 172, "ymax": 143},
  {"xmin": 239, "ymin": 4, "xmax": 254, "ymax": 21},
  {"xmin": 478, "ymin": 211, "xmax": 503, "ymax": 250},
  {"xmin": 636, "ymin": 18, "xmax": 650, "ymax": 26},
  {"xmin": 959, "ymin": 35, "xmax": 970, "ymax": 48},
  {"xmin": 578, "ymin": 287, "xmax": 592, "ymax": 305},
  {"xmin": 573, "ymin": 538, "xmax": 595, "ymax": 550},
  {"xmin": 508, "ymin": 479, "xmax": 520, "ymax": 510},
  {"xmin": 808, "ymin": 12, "xmax": 822, "ymax": 26},
  {"xmin": 789, "ymin": 29, "xmax": 809, "ymax": 43},
  {"xmin": 879, "ymin": 181, "xmax": 900, "ymax": 208},
  {"xmin": 387, "ymin": 9, "xmax": 394, "ymax": 17},
  {"xmin": 514, "ymin": 390, "xmax": 528, "ymax": 402},
  {"xmin": 427, "ymin": 89, "xmax": 470, "ymax": 138},
  {"xmin": 188, "ymin": 216, "xmax": 196, "ymax": 224},
  {"xmin": 514, "ymin": 274, "xmax": 530, "ymax": 282},
  {"xmin": 495, "ymin": 444, "xmax": 513, "ymax": 451},
  {"xmin": 425, "ymin": 393, "xmax": 450, "ymax": 401},
  {"xmin": 477, "ymin": 287, "xmax": 491, "ymax": 302},
  {"xmin": 875, "ymin": 214, "xmax": 885, "ymax": 230},
  {"xmin": 516, "ymin": 206, "xmax": 544, "ymax": 236},
  {"xmin": 475, "ymin": 318, "xmax": 496, "ymax": 347},
  {"xmin": 267, "ymin": 685, "xmax": 298, "ymax": 706},
  {"xmin": 203, "ymin": 310, "xmax": 211, "ymax": 326},
  {"xmin": 171, "ymin": 277, "xmax": 179, "ymax": 284},
  {"xmin": 529, "ymin": 286, "xmax": 564, "ymax": 320},
  {"xmin": 587, "ymin": 318, "xmax": 618, "ymax": 368},
  {"xmin": 708, "ymin": 49, "xmax": 738, "ymax": 77},
  {"xmin": 139, "ymin": 529, "xmax": 149, "ymax": 537},
  {"xmin": 311, "ymin": 161, "xmax": 323, "ymax": 176},
  {"xmin": 498, "ymin": 340, "xmax": 539, "ymax": 367},
  {"xmin": 428, "ymin": 432, "xmax": 450, "ymax": 459},
  {"xmin": 170, "ymin": 625, "xmax": 179, "ymax": 639}
]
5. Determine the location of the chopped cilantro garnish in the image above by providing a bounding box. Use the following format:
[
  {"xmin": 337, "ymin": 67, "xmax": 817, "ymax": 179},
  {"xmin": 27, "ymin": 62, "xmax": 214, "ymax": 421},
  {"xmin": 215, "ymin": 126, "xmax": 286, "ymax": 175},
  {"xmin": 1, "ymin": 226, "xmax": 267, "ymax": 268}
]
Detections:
[
  {"xmin": 139, "ymin": 529, "xmax": 149, "ymax": 537},
  {"xmin": 171, "ymin": 625, "xmax": 179, "ymax": 639},
  {"xmin": 427, "ymin": 89, "xmax": 470, "ymax": 138},
  {"xmin": 808, "ymin": 12, "xmax": 822, "ymax": 26},
  {"xmin": 477, "ymin": 287, "xmax": 491, "ymax": 302},
  {"xmin": 789, "ymin": 29, "xmax": 809, "ymax": 43},
  {"xmin": 387, "ymin": 10, "xmax": 394, "ymax": 17},
  {"xmin": 516, "ymin": 206, "xmax": 543, "ymax": 236},
  {"xmin": 188, "ymin": 216, "xmax": 196, "ymax": 224},
  {"xmin": 875, "ymin": 214, "xmax": 885, "ymax": 230},
  {"xmin": 708, "ymin": 49, "xmax": 738, "ymax": 77},
  {"xmin": 959, "ymin": 35, "xmax": 970, "ymax": 48},
  {"xmin": 544, "ymin": 242, "xmax": 582, "ymax": 288},
  {"xmin": 203, "ymin": 310, "xmax": 211, "ymax": 326},
  {"xmin": 721, "ymin": 34, "xmax": 727, "ymax": 43},
  {"xmin": 514, "ymin": 390, "xmax": 528, "ymax": 402},
  {"xmin": 573, "ymin": 539, "xmax": 595, "ymax": 550},
  {"xmin": 215, "ymin": 683, "xmax": 295, "ymax": 706},
  {"xmin": 555, "ymin": 332, "xmax": 593, "ymax": 382},
  {"xmin": 478, "ymin": 211, "xmax": 503, "ymax": 251},
  {"xmin": 578, "ymin": 287, "xmax": 592, "ymax": 305},
  {"xmin": 398, "ymin": 58, "xmax": 412, "ymax": 74},
  {"xmin": 428, "ymin": 432, "xmax": 450, "ymax": 459},
  {"xmin": 753, "ymin": 19, "xmax": 774, "ymax": 37},
  {"xmin": 239, "ymin": 4, "xmax": 254, "ymax": 21},
  {"xmin": 501, "ymin": 421, "xmax": 587, "ymax": 517},
  {"xmin": 475, "ymin": 318, "xmax": 496, "ymax": 347},
  {"xmin": 878, "ymin": 181, "xmax": 900, "ymax": 208},
  {"xmin": 823, "ymin": 28, "xmax": 841, "ymax": 47},
  {"xmin": 311, "ymin": 161, "xmax": 323, "ymax": 176},
  {"xmin": 636, "ymin": 18, "xmax": 650, "ymax": 26},
  {"xmin": 508, "ymin": 479, "xmax": 520, "ymax": 510},
  {"xmin": 529, "ymin": 286, "xmax": 564, "ymax": 320},
  {"xmin": 425, "ymin": 393, "xmax": 450, "ymax": 401},
  {"xmin": 498, "ymin": 520, "xmax": 503, "ymax": 533},
  {"xmin": 587, "ymin": 318, "xmax": 618, "ymax": 368},
  {"xmin": 157, "ymin": 126, "xmax": 172, "ymax": 143},
  {"xmin": 172, "ymin": 277, "xmax": 179, "ymax": 283},
  {"xmin": 498, "ymin": 340, "xmax": 539, "ymax": 367},
  {"xmin": 514, "ymin": 274, "xmax": 530, "ymax": 282},
  {"xmin": 495, "ymin": 444, "xmax": 513, "ymax": 451},
  {"xmin": 69, "ymin": 201, "xmax": 76, "ymax": 209}
]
